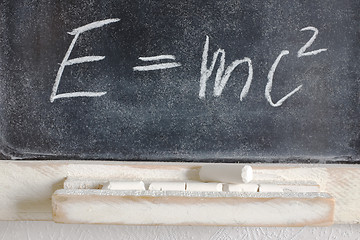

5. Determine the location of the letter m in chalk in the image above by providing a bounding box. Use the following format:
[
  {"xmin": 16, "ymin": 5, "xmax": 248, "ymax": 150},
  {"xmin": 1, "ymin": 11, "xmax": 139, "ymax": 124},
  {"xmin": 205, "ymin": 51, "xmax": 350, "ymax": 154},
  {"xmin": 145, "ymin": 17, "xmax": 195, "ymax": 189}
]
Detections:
[
  {"xmin": 199, "ymin": 36, "xmax": 253, "ymax": 101},
  {"xmin": 50, "ymin": 19, "xmax": 120, "ymax": 103}
]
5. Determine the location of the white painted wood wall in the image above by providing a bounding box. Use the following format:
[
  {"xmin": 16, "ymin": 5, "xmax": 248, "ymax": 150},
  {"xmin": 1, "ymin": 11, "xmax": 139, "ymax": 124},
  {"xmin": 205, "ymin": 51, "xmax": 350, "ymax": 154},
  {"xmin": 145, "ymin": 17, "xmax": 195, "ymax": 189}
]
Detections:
[{"xmin": 0, "ymin": 222, "xmax": 359, "ymax": 240}]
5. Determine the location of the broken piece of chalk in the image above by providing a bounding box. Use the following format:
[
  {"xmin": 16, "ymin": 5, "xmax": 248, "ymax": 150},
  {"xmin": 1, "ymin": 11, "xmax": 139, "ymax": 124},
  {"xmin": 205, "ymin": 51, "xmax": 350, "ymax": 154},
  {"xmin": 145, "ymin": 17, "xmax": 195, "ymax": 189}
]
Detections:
[
  {"xmin": 224, "ymin": 183, "xmax": 259, "ymax": 192},
  {"xmin": 259, "ymin": 184, "xmax": 320, "ymax": 193},
  {"xmin": 149, "ymin": 182, "xmax": 186, "ymax": 191},
  {"xmin": 102, "ymin": 181, "xmax": 146, "ymax": 191},
  {"xmin": 186, "ymin": 182, "xmax": 223, "ymax": 192}
]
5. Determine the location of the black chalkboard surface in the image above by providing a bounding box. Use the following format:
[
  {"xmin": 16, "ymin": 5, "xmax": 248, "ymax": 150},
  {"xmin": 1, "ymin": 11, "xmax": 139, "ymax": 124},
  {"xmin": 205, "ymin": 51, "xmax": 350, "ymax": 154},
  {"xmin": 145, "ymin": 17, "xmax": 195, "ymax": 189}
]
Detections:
[{"xmin": 1, "ymin": 0, "xmax": 359, "ymax": 162}]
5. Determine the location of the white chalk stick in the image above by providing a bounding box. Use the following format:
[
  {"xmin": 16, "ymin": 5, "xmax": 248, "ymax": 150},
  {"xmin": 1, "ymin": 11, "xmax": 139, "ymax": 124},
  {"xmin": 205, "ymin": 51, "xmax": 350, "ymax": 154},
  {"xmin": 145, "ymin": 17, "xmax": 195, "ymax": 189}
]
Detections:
[
  {"xmin": 149, "ymin": 182, "xmax": 186, "ymax": 191},
  {"xmin": 102, "ymin": 181, "xmax": 145, "ymax": 191},
  {"xmin": 259, "ymin": 184, "xmax": 320, "ymax": 193},
  {"xmin": 199, "ymin": 165, "xmax": 253, "ymax": 183},
  {"xmin": 186, "ymin": 182, "xmax": 223, "ymax": 192},
  {"xmin": 224, "ymin": 183, "xmax": 259, "ymax": 192}
]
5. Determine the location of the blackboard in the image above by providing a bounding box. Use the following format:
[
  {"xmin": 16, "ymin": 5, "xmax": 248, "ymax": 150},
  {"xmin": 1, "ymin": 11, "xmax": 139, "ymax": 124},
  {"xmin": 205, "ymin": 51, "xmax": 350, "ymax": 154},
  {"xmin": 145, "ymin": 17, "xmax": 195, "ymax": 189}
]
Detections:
[{"xmin": 1, "ymin": 0, "xmax": 359, "ymax": 162}]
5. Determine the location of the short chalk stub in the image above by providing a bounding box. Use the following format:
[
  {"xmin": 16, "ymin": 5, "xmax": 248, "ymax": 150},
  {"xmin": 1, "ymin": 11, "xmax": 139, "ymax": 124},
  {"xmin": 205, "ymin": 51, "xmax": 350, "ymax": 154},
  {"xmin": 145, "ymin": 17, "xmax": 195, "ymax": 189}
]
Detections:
[
  {"xmin": 102, "ymin": 181, "xmax": 145, "ymax": 191},
  {"xmin": 186, "ymin": 182, "xmax": 223, "ymax": 192},
  {"xmin": 225, "ymin": 183, "xmax": 259, "ymax": 192},
  {"xmin": 259, "ymin": 184, "xmax": 320, "ymax": 193},
  {"xmin": 241, "ymin": 165, "xmax": 253, "ymax": 183},
  {"xmin": 149, "ymin": 182, "xmax": 186, "ymax": 191}
]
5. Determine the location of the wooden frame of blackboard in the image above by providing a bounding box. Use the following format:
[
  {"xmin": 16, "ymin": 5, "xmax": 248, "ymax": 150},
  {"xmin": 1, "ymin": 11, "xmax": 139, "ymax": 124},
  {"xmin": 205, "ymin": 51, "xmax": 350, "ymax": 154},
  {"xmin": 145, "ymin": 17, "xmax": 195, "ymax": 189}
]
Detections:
[
  {"xmin": 1, "ymin": 160, "xmax": 359, "ymax": 225},
  {"xmin": 2, "ymin": 0, "xmax": 360, "ymax": 226}
]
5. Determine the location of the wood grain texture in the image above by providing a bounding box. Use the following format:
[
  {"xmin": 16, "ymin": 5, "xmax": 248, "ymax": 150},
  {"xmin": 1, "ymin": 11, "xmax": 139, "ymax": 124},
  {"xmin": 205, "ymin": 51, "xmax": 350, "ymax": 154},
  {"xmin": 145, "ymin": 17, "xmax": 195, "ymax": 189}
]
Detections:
[
  {"xmin": 0, "ymin": 161, "xmax": 359, "ymax": 224},
  {"xmin": 52, "ymin": 190, "xmax": 334, "ymax": 226},
  {"xmin": 1, "ymin": 221, "xmax": 360, "ymax": 240}
]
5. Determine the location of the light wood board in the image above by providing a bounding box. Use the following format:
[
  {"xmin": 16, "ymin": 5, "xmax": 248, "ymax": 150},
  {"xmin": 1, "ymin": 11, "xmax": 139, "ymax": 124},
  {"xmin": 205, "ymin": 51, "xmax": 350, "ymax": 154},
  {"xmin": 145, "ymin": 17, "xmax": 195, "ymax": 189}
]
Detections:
[{"xmin": 1, "ymin": 161, "xmax": 359, "ymax": 224}]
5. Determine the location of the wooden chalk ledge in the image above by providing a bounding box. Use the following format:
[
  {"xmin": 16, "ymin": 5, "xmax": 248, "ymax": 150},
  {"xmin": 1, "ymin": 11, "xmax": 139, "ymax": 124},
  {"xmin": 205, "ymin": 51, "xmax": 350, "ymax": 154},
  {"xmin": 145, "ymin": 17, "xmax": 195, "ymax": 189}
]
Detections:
[{"xmin": 52, "ymin": 189, "xmax": 334, "ymax": 226}]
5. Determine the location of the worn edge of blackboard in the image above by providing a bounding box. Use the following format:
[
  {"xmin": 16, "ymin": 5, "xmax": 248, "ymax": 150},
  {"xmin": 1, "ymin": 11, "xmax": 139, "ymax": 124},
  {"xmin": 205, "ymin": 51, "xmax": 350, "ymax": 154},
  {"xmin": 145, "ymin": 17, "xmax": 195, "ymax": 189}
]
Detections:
[
  {"xmin": 1, "ymin": 150, "xmax": 359, "ymax": 164},
  {"xmin": 1, "ymin": 138, "xmax": 359, "ymax": 163},
  {"xmin": 0, "ymin": 107, "xmax": 358, "ymax": 163}
]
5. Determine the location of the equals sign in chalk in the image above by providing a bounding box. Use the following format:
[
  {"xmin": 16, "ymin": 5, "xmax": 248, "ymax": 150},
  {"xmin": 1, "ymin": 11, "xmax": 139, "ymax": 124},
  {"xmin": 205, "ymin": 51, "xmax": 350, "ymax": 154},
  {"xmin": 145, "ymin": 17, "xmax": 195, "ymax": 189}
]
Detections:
[{"xmin": 133, "ymin": 55, "xmax": 181, "ymax": 71}]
